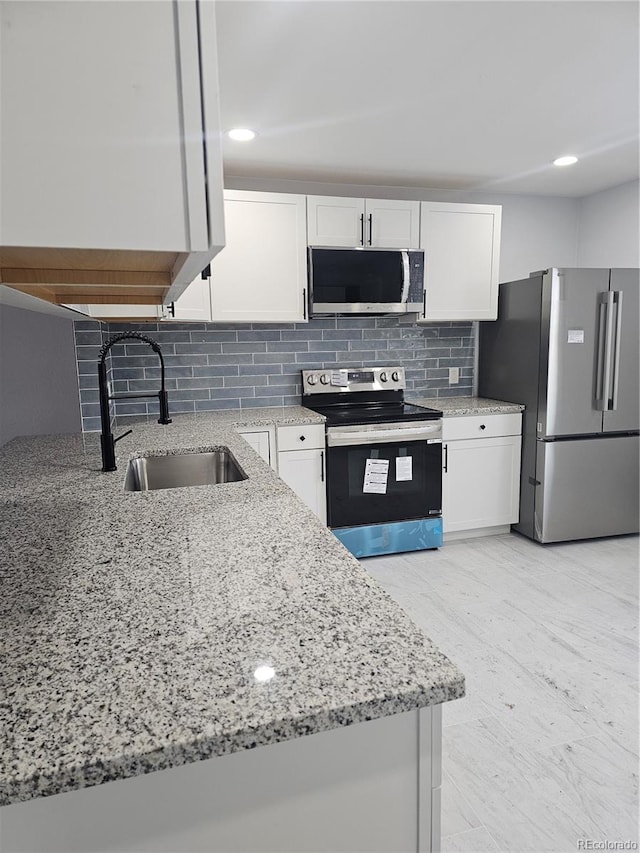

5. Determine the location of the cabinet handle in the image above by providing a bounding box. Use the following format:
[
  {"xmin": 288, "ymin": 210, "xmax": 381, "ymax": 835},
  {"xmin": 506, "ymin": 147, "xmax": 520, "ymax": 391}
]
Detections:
[
  {"xmin": 359, "ymin": 214, "xmax": 364, "ymax": 246},
  {"xmin": 368, "ymin": 213, "xmax": 373, "ymax": 245},
  {"xmin": 320, "ymin": 450, "xmax": 325, "ymax": 482},
  {"xmin": 443, "ymin": 444, "xmax": 448, "ymax": 473},
  {"xmin": 422, "ymin": 288, "xmax": 426, "ymax": 319},
  {"xmin": 480, "ymin": 424, "xmax": 486, "ymax": 430},
  {"xmin": 302, "ymin": 288, "xmax": 307, "ymax": 320}
]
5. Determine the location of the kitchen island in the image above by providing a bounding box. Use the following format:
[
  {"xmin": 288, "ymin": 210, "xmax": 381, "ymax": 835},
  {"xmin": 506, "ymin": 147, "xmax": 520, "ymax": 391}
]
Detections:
[{"xmin": 0, "ymin": 408, "xmax": 464, "ymax": 852}]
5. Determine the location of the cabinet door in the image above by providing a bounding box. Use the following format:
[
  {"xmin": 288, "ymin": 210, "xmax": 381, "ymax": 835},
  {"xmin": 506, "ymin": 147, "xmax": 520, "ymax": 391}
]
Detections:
[
  {"xmin": 211, "ymin": 191, "xmax": 307, "ymax": 323},
  {"xmin": 74, "ymin": 304, "xmax": 162, "ymax": 321},
  {"xmin": 238, "ymin": 430, "xmax": 272, "ymax": 467},
  {"xmin": 307, "ymin": 196, "xmax": 365, "ymax": 247},
  {"xmin": 277, "ymin": 449, "xmax": 327, "ymax": 524},
  {"xmin": 419, "ymin": 202, "xmax": 501, "ymax": 321},
  {"xmin": 1, "ymin": 0, "xmax": 224, "ymax": 300},
  {"xmin": 163, "ymin": 274, "xmax": 212, "ymax": 322},
  {"xmin": 365, "ymin": 199, "xmax": 420, "ymax": 249},
  {"xmin": 442, "ymin": 436, "xmax": 521, "ymax": 533}
]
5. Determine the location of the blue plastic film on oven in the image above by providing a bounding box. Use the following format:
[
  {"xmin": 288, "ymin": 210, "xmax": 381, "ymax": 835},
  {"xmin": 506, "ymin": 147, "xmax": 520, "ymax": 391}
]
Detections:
[{"xmin": 332, "ymin": 517, "xmax": 443, "ymax": 558}]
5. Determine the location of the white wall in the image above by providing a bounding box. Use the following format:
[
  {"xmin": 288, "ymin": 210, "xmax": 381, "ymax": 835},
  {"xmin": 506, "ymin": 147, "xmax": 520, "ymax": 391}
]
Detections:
[
  {"xmin": 226, "ymin": 176, "xmax": 581, "ymax": 282},
  {"xmin": 0, "ymin": 304, "xmax": 82, "ymax": 446},
  {"xmin": 577, "ymin": 180, "xmax": 639, "ymax": 267}
]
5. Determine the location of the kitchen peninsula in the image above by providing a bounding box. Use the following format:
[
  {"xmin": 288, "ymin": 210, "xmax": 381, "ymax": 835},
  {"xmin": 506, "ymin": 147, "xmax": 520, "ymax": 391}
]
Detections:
[{"xmin": 0, "ymin": 408, "xmax": 465, "ymax": 853}]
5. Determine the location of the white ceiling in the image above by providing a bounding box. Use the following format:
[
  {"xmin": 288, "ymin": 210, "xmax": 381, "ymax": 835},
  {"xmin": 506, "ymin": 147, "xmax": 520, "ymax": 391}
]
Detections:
[{"xmin": 215, "ymin": 0, "xmax": 639, "ymax": 198}]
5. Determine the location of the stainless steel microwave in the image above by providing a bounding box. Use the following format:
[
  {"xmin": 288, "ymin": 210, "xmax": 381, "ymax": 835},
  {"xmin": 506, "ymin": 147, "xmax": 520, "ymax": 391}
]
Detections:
[{"xmin": 308, "ymin": 247, "xmax": 425, "ymax": 315}]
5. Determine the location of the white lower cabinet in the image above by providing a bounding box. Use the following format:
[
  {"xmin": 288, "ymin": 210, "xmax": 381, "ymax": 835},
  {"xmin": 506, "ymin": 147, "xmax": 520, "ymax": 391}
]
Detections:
[
  {"xmin": 236, "ymin": 427, "xmax": 277, "ymax": 470},
  {"xmin": 442, "ymin": 413, "xmax": 522, "ymax": 536},
  {"xmin": 277, "ymin": 449, "xmax": 327, "ymax": 524},
  {"xmin": 237, "ymin": 422, "xmax": 327, "ymax": 522},
  {"xmin": 276, "ymin": 424, "xmax": 327, "ymax": 523}
]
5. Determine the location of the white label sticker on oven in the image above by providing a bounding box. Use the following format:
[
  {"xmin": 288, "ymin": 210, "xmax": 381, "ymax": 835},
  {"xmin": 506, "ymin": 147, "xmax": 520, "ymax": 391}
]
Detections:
[
  {"xmin": 363, "ymin": 458, "xmax": 389, "ymax": 494},
  {"xmin": 396, "ymin": 456, "xmax": 413, "ymax": 482},
  {"xmin": 330, "ymin": 369, "xmax": 348, "ymax": 387},
  {"xmin": 567, "ymin": 329, "xmax": 584, "ymax": 344}
]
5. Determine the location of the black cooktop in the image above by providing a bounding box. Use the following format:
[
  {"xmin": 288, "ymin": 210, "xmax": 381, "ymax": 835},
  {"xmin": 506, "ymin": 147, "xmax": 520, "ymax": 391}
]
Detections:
[{"xmin": 305, "ymin": 401, "xmax": 442, "ymax": 427}]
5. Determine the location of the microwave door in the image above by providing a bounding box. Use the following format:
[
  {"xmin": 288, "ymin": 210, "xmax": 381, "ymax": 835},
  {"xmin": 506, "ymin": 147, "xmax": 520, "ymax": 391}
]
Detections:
[{"xmin": 309, "ymin": 248, "xmax": 408, "ymax": 314}]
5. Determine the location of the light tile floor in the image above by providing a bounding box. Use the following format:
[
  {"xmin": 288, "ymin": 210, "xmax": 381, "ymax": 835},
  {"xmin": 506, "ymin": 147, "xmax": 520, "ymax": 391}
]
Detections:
[{"xmin": 363, "ymin": 532, "xmax": 639, "ymax": 853}]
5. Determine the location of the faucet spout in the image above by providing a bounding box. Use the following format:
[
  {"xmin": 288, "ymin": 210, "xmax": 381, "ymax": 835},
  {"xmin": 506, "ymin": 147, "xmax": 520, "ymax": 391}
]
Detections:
[{"xmin": 97, "ymin": 332, "xmax": 172, "ymax": 472}]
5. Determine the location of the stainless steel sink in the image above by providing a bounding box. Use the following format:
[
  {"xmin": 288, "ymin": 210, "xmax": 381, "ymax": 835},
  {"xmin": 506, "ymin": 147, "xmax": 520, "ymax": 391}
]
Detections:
[{"xmin": 124, "ymin": 449, "xmax": 247, "ymax": 492}]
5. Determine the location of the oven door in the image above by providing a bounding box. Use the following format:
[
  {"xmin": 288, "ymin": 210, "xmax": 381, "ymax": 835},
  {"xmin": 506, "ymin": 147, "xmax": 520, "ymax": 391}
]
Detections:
[{"xmin": 326, "ymin": 425, "xmax": 442, "ymax": 528}]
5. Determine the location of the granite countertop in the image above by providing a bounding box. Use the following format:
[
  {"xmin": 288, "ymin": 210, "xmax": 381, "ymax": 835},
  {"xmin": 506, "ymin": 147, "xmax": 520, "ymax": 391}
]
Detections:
[
  {"xmin": 408, "ymin": 395, "xmax": 525, "ymax": 416},
  {"xmin": 0, "ymin": 406, "xmax": 465, "ymax": 806}
]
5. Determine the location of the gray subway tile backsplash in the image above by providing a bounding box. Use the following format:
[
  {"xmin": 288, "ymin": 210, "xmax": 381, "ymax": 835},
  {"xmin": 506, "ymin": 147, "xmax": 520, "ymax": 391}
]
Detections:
[
  {"xmin": 74, "ymin": 317, "xmax": 474, "ymax": 431},
  {"xmin": 195, "ymin": 398, "xmax": 240, "ymax": 411}
]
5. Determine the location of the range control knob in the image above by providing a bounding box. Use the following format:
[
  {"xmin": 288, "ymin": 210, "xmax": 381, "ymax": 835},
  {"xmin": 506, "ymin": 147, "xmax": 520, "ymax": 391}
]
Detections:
[
  {"xmin": 307, "ymin": 374, "xmax": 318, "ymax": 386},
  {"xmin": 379, "ymin": 371, "xmax": 388, "ymax": 382},
  {"xmin": 320, "ymin": 373, "xmax": 330, "ymax": 385},
  {"xmin": 392, "ymin": 371, "xmax": 400, "ymax": 381}
]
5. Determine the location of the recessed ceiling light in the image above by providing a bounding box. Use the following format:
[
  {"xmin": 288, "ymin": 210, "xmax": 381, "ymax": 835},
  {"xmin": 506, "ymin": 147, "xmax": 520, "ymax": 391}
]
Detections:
[
  {"xmin": 553, "ymin": 155, "xmax": 578, "ymax": 167},
  {"xmin": 227, "ymin": 128, "xmax": 256, "ymax": 142}
]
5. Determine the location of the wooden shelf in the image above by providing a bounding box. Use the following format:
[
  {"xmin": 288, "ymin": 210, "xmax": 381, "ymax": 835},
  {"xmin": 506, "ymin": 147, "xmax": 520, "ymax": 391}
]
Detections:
[{"xmin": 0, "ymin": 247, "xmax": 179, "ymax": 305}]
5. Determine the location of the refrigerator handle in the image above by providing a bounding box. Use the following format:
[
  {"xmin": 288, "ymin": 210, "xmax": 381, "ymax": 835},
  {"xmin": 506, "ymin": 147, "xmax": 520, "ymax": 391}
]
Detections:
[
  {"xmin": 610, "ymin": 290, "xmax": 623, "ymax": 411},
  {"xmin": 595, "ymin": 292, "xmax": 614, "ymax": 411}
]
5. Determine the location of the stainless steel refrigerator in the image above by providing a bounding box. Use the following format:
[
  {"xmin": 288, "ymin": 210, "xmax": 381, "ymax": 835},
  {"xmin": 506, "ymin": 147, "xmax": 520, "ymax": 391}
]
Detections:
[{"xmin": 479, "ymin": 268, "xmax": 639, "ymax": 543}]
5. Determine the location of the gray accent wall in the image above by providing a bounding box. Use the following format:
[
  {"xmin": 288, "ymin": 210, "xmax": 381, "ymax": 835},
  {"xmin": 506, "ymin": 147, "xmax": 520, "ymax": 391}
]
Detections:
[
  {"xmin": 74, "ymin": 317, "xmax": 474, "ymax": 432},
  {"xmin": 0, "ymin": 303, "xmax": 82, "ymax": 446},
  {"xmin": 577, "ymin": 179, "xmax": 640, "ymax": 267}
]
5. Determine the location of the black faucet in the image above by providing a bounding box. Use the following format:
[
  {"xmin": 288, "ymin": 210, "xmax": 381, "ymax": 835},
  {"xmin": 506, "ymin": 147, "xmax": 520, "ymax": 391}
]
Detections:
[{"xmin": 98, "ymin": 332, "xmax": 172, "ymax": 472}]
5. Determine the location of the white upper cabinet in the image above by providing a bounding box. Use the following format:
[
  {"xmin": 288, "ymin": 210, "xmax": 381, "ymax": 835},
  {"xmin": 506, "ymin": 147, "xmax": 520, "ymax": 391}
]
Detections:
[
  {"xmin": 0, "ymin": 0, "xmax": 224, "ymax": 308},
  {"xmin": 210, "ymin": 191, "xmax": 308, "ymax": 323},
  {"xmin": 365, "ymin": 199, "xmax": 421, "ymax": 249},
  {"xmin": 163, "ymin": 273, "xmax": 212, "ymax": 322},
  {"xmin": 419, "ymin": 202, "xmax": 502, "ymax": 321},
  {"xmin": 307, "ymin": 197, "xmax": 420, "ymax": 248},
  {"xmin": 307, "ymin": 197, "xmax": 365, "ymax": 247}
]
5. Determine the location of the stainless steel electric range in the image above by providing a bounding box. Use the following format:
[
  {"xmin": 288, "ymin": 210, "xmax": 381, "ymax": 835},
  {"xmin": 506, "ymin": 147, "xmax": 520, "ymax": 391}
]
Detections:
[{"xmin": 302, "ymin": 366, "xmax": 443, "ymax": 558}]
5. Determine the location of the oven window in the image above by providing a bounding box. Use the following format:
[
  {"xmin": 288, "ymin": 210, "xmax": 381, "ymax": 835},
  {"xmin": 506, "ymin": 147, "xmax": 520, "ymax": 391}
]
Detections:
[{"xmin": 326, "ymin": 439, "xmax": 442, "ymax": 528}]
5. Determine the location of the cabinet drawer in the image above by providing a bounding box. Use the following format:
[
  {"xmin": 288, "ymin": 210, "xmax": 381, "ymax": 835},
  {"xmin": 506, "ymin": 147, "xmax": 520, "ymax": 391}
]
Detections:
[
  {"xmin": 277, "ymin": 423, "xmax": 325, "ymax": 451},
  {"xmin": 443, "ymin": 412, "xmax": 521, "ymax": 441}
]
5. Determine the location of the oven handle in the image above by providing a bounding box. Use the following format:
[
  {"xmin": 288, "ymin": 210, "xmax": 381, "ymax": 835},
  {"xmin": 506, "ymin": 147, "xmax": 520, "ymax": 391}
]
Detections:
[{"xmin": 328, "ymin": 427, "xmax": 442, "ymax": 447}]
